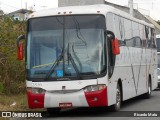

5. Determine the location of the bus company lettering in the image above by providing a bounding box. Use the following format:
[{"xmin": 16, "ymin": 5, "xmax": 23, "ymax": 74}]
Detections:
[{"xmin": 32, "ymin": 82, "xmax": 42, "ymax": 87}]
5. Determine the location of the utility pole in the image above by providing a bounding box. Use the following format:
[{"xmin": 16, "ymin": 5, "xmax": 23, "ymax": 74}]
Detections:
[
  {"xmin": 0, "ymin": 0, "xmax": 1, "ymax": 10},
  {"xmin": 129, "ymin": 0, "xmax": 133, "ymax": 16},
  {"xmin": 25, "ymin": 2, "xmax": 27, "ymax": 10},
  {"xmin": 21, "ymin": 0, "xmax": 22, "ymax": 9}
]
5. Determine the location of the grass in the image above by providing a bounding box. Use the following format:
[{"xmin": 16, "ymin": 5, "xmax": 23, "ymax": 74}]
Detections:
[
  {"xmin": 0, "ymin": 93, "xmax": 46, "ymax": 111},
  {"xmin": 0, "ymin": 93, "xmax": 46, "ymax": 120},
  {"xmin": 0, "ymin": 93, "xmax": 28, "ymax": 111}
]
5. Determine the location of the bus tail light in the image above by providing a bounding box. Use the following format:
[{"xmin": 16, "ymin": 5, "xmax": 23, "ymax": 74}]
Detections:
[{"xmin": 83, "ymin": 84, "xmax": 106, "ymax": 93}]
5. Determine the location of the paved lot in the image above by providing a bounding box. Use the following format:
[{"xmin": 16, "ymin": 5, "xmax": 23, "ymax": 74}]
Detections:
[
  {"xmin": 40, "ymin": 88, "xmax": 160, "ymax": 120},
  {"xmin": 10, "ymin": 88, "xmax": 160, "ymax": 120}
]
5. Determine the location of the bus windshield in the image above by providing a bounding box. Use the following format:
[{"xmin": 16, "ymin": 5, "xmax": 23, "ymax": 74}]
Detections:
[{"xmin": 27, "ymin": 15, "xmax": 106, "ymax": 80}]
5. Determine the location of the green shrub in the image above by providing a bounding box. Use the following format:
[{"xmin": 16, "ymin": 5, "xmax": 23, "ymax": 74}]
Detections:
[
  {"xmin": 0, "ymin": 82, "xmax": 4, "ymax": 93},
  {"xmin": 0, "ymin": 15, "xmax": 26, "ymax": 95}
]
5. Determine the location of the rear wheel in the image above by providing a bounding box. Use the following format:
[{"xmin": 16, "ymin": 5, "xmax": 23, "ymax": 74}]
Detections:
[
  {"xmin": 110, "ymin": 84, "xmax": 121, "ymax": 112},
  {"xmin": 47, "ymin": 108, "xmax": 61, "ymax": 114},
  {"xmin": 143, "ymin": 79, "xmax": 151, "ymax": 98}
]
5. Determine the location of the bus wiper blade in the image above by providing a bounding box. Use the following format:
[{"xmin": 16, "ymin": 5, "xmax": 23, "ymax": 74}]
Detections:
[
  {"xmin": 68, "ymin": 52, "xmax": 81, "ymax": 79},
  {"xmin": 44, "ymin": 52, "xmax": 63, "ymax": 81}
]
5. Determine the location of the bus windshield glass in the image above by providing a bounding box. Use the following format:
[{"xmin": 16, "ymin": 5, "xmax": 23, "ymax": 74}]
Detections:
[{"xmin": 27, "ymin": 15, "xmax": 106, "ymax": 80}]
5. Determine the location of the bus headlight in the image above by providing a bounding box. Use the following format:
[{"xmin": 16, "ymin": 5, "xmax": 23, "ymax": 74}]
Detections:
[
  {"xmin": 27, "ymin": 87, "xmax": 46, "ymax": 94},
  {"xmin": 83, "ymin": 84, "xmax": 106, "ymax": 92}
]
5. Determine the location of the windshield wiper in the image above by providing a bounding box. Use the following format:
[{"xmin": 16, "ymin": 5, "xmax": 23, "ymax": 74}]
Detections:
[
  {"xmin": 44, "ymin": 17, "xmax": 65, "ymax": 81},
  {"xmin": 67, "ymin": 44, "xmax": 81, "ymax": 79},
  {"xmin": 67, "ymin": 52, "xmax": 81, "ymax": 79},
  {"xmin": 44, "ymin": 50, "xmax": 64, "ymax": 81}
]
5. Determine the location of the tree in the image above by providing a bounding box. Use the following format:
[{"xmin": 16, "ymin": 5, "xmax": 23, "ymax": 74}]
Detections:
[{"xmin": 0, "ymin": 15, "xmax": 26, "ymax": 94}]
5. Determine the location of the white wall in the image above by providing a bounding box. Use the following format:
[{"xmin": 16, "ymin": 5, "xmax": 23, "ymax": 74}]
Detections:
[{"xmin": 58, "ymin": 0, "xmax": 105, "ymax": 7}]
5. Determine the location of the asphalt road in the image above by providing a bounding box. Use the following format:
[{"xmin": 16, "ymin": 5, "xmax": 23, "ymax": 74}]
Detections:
[{"xmin": 40, "ymin": 88, "xmax": 160, "ymax": 120}]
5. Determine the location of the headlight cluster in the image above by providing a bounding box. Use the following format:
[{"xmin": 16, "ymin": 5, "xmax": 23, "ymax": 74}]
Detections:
[
  {"xmin": 27, "ymin": 87, "xmax": 46, "ymax": 94},
  {"xmin": 83, "ymin": 84, "xmax": 106, "ymax": 92}
]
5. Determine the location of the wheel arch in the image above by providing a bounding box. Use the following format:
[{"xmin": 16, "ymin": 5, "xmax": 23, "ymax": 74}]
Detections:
[
  {"xmin": 118, "ymin": 79, "xmax": 123, "ymax": 101},
  {"xmin": 149, "ymin": 74, "xmax": 152, "ymax": 89}
]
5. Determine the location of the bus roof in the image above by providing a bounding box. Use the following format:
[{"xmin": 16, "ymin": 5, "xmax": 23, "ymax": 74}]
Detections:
[{"xmin": 29, "ymin": 4, "xmax": 154, "ymax": 28}]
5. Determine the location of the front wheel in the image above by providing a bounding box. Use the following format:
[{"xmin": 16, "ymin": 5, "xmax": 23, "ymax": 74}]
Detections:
[
  {"xmin": 110, "ymin": 84, "xmax": 121, "ymax": 112},
  {"xmin": 143, "ymin": 79, "xmax": 151, "ymax": 98}
]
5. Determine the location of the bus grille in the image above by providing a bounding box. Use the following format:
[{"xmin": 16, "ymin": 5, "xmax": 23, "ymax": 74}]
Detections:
[{"xmin": 48, "ymin": 90, "xmax": 80, "ymax": 94}]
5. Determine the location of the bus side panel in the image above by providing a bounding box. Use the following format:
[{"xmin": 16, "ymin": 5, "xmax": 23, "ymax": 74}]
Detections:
[{"xmin": 151, "ymin": 50, "xmax": 158, "ymax": 90}]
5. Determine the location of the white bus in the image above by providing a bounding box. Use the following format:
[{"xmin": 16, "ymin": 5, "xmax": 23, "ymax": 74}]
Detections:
[{"xmin": 17, "ymin": 4, "xmax": 157, "ymax": 113}]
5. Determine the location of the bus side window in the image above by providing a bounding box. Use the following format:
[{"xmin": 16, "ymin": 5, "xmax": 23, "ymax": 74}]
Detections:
[
  {"xmin": 151, "ymin": 28, "xmax": 156, "ymax": 49},
  {"xmin": 145, "ymin": 26, "xmax": 152, "ymax": 48},
  {"xmin": 139, "ymin": 24, "xmax": 146, "ymax": 48},
  {"xmin": 132, "ymin": 21, "xmax": 141, "ymax": 47},
  {"xmin": 114, "ymin": 15, "xmax": 124, "ymax": 41},
  {"xmin": 124, "ymin": 18, "xmax": 132, "ymax": 47}
]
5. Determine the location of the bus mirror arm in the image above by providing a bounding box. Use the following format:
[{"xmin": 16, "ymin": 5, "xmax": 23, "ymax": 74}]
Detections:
[
  {"xmin": 105, "ymin": 30, "xmax": 115, "ymax": 40},
  {"xmin": 17, "ymin": 35, "xmax": 25, "ymax": 60},
  {"xmin": 105, "ymin": 30, "xmax": 120, "ymax": 55}
]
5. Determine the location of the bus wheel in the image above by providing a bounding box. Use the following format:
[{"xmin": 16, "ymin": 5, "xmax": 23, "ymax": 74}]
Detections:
[
  {"xmin": 143, "ymin": 79, "xmax": 151, "ymax": 99},
  {"xmin": 47, "ymin": 108, "xmax": 61, "ymax": 114},
  {"xmin": 110, "ymin": 84, "xmax": 121, "ymax": 111}
]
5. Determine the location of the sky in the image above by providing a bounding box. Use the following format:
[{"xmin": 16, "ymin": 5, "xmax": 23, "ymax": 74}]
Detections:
[
  {"xmin": 0, "ymin": 0, "xmax": 160, "ymax": 20},
  {"xmin": 0, "ymin": 0, "xmax": 58, "ymax": 13}
]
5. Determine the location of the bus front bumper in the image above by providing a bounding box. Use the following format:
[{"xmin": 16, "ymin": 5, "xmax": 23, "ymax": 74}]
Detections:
[{"xmin": 27, "ymin": 88, "xmax": 108, "ymax": 109}]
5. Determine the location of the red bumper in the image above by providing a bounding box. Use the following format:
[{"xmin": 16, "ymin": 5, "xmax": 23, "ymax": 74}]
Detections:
[{"xmin": 27, "ymin": 91, "xmax": 44, "ymax": 109}]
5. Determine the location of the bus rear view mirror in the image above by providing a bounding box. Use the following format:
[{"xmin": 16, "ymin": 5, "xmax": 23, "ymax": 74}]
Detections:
[
  {"xmin": 18, "ymin": 42, "xmax": 23, "ymax": 60},
  {"xmin": 111, "ymin": 38, "xmax": 120, "ymax": 55},
  {"xmin": 17, "ymin": 35, "xmax": 25, "ymax": 60}
]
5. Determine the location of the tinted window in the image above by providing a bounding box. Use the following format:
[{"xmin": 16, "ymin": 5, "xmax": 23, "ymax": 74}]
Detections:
[
  {"xmin": 139, "ymin": 24, "xmax": 146, "ymax": 47},
  {"xmin": 132, "ymin": 21, "xmax": 141, "ymax": 47},
  {"xmin": 156, "ymin": 38, "xmax": 160, "ymax": 52},
  {"xmin": 151, "ymin": 28, "xmax": 156, "ymax": 49},
  {"xmin": 158, "ymin": 54, "xmax": 160, "ymax": 68},
  {"xmin": 114, "ymin": 15, "xmax": 124, "ymax": 41},
  {"xmin": 27, "ymin": 15, "xmax": 106, "ymax": 79},
  {"xmin": 124, "ymin": 19, "xmax": 133, "ymax": 47},
  {"xmin": 145, "ymin": 26, "xmax": 152, "ymax": 48}
]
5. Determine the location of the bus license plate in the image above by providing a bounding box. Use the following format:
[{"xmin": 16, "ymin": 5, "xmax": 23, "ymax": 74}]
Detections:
[{"xmin": 59, "ymin": 103, "xmax": 72, "ymax": 108}]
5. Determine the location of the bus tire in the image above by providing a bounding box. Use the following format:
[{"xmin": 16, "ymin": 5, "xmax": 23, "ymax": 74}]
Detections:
[
  {"xmin": 110, "ymin": 83, "xmax": 121, "ymax": 112},
  {"xmin": 143, "ymin": 78, "xmax": 151, "ymax": 99},
  {"xmin": 47, "ymin": 108, "xmax": 61, "ymax": 114}
]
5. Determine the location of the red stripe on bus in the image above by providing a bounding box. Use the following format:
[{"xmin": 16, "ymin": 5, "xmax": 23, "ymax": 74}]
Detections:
[{"xmin": 84, "ymin": 87, "xmax": 108, "ymax": 107}]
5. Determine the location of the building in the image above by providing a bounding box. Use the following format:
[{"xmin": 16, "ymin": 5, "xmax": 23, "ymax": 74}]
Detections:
[
  {"xmin": 8, "ymin": 9, "xmax": 32, "ymax": 21},
  {"xmin": 58, "ymin": 0, "xmax": 104, "ymax": 7},
  {"xmin": 58, "ymin": 0, "xmax": 160, "ymax": 34},
  {"xmin": 104, "ymin": 1, "xmax": 160, "ymax": 35}
]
